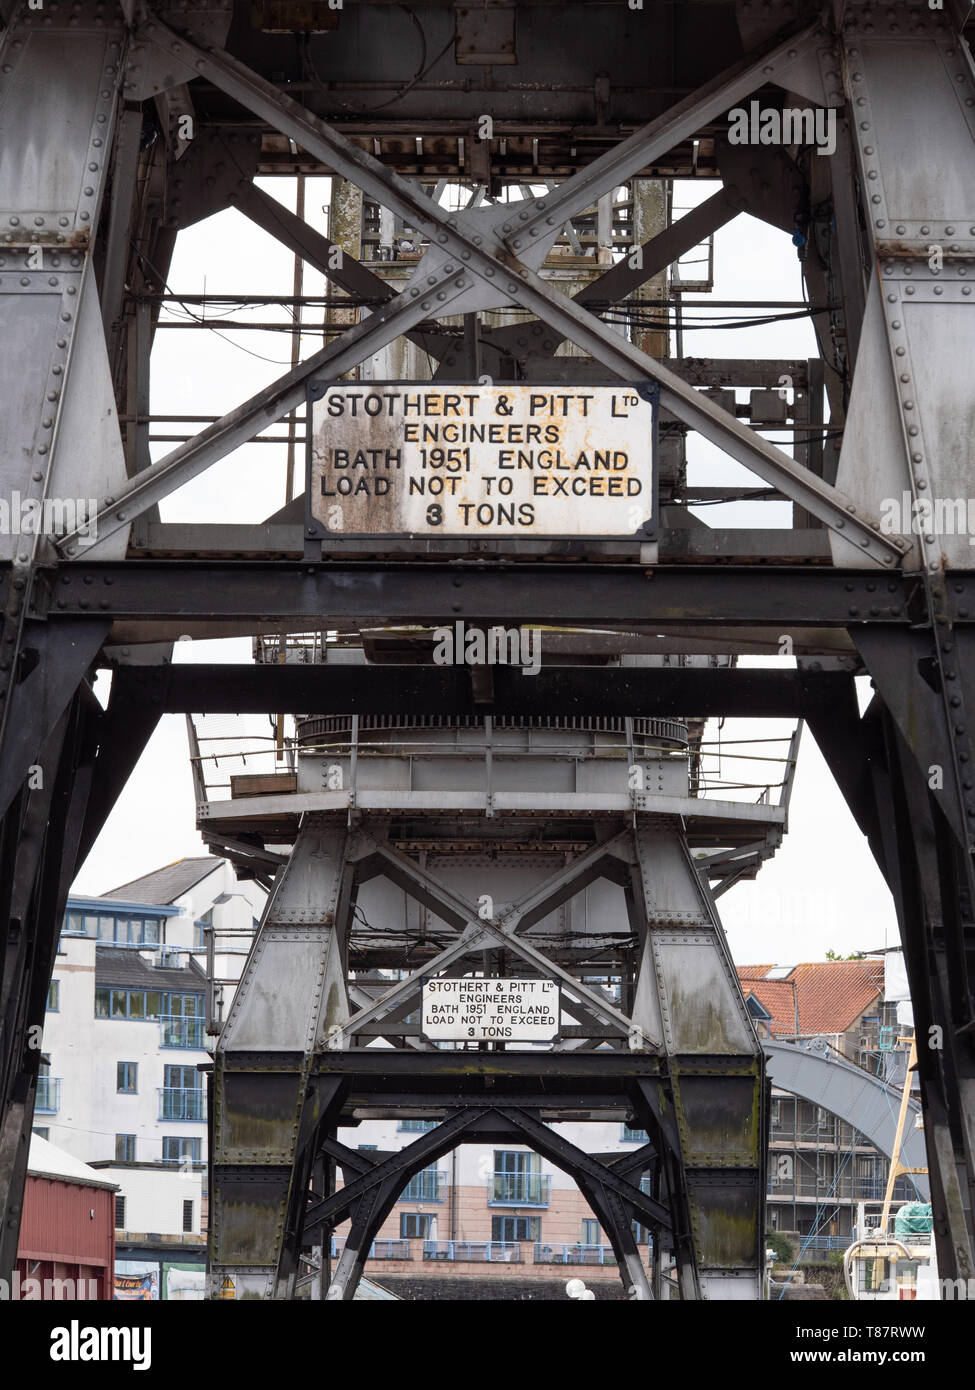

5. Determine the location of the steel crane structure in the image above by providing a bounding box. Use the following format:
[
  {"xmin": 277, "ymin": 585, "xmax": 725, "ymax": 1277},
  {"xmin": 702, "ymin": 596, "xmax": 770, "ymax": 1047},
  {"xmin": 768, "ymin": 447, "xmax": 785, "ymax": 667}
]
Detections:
[{"xmin": 2, "ymin": 0, "xmax": 975, "ymax": 1299}]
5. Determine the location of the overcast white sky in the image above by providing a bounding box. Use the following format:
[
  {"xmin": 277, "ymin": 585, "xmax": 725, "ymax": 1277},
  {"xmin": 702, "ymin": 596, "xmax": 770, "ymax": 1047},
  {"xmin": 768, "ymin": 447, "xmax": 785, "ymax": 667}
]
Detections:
[{"xmin": 73, "ymin": 175, "xmax": 900, "ymax": 967}]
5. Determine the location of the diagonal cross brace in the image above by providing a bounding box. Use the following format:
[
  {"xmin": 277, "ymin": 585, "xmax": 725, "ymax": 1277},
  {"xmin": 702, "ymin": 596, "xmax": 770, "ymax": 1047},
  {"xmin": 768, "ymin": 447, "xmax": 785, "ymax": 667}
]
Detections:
[
  {"xmin": 58, "ymin": 258, "xmax": 472, "ymax": 555},
  {"xmin": 494, "ymin": 1105, "xmax": 670, "ymax": 1228},
  {"xmin": 231, "ymin": 180, "xmax": 460, "ymax": 367},
  {"xmin": 90, "ymin": 15, "xmax": 909, "ymax": 565},
  {"xmin": 304, "ymin": 1106, "xmax": 478, "ymax": 1232},
  {"xmin": 482, "ymin": 187, "xmax": 740, "ymax": 361},
  {"xmin": 336, "ymin": 837, "xmax": 653, "ymax": 1045}
]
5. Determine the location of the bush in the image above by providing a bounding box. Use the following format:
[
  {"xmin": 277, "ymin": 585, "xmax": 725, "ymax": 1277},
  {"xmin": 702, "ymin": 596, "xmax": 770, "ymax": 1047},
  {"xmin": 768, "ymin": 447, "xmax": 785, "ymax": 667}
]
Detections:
[{"xmin": 766, "ymin": 1232, "xmax": 795, "ymax": 1265}]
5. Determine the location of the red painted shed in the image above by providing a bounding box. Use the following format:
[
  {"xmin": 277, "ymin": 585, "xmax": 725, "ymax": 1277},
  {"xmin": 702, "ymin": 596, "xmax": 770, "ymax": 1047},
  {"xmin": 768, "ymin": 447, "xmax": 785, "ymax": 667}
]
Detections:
[{"xmin": 16, "ymin": 1135, "xmax": 117, "ymax": 1301}]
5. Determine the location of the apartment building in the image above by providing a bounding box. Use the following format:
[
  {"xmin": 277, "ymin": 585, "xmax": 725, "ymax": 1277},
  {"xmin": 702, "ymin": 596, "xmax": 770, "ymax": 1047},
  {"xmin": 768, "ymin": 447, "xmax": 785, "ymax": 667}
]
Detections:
[
  {"xmin": 324, "ymin": 1117, "xmax": 656, "ymax": 1288},
  {"xmin": 37, "ymin": 857, "xmax": 265, "ymax": 1298},
  {"xmin": 738, "ymin": 958, "xmax": 918, "ymax": 1248}
]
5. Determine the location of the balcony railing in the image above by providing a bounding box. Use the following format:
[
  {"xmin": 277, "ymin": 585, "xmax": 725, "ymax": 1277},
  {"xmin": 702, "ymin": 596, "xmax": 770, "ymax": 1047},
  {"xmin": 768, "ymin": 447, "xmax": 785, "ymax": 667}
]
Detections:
[
  {"xmin": 329, "ymin": 1237, "xmax": 412, "ymax": 1260},
  {"xmin": 423, "ymin": 1241, "xmax": 522, "ymax": 1263},
  {"xmin": 160, "ymin": 1017, "xmax": 207, "ymax": 1049},
  {"xmin": 768, "ymin": 1177, "xmax": 915, "ymax": 1202},
  {"xmin": 158, "ymin": 1086, "xmax": 205, "ymax": 1121},
  {"xmin": 534, "ymin": 1243, "xmax": 615, "ymax": 1265},
  {"xmin": 35, "ymin": 1077, "xmax": 61, "ymax": 1113},
  {"xmin": 400, "ymin": 1170, "xmax": 446, "ymax": 1203},
  {"xmin": 490, "ymin": 1173, "xmax": 552, "ymax": 1207}
]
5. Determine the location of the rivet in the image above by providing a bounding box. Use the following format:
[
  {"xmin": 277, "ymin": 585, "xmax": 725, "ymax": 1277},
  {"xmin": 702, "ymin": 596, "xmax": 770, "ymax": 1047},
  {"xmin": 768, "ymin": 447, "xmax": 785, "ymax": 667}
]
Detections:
[{"xmin": 934, "ymin": 285, "xmax": 944, "ymax": 295}]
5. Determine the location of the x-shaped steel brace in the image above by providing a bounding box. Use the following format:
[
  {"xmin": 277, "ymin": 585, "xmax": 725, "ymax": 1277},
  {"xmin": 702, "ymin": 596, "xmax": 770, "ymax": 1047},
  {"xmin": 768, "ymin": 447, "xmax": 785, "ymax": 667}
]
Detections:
[
  {"xmin": 334, "ymin": 830, "xmax": 655, "ymax": 1048},
  {"xmin": 59, "ymin": 13, "xmax": 908, "ymax": 565}
]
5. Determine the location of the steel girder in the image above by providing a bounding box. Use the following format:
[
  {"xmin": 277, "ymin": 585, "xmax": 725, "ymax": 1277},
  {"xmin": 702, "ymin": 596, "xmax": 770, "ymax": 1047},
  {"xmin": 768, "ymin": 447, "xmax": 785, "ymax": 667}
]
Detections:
[
  {"xmin": 55, "ymin": 14, "xmax": 909, "ymax": 563},
  {"xmin": 209, "ymin": 812, "xmax": 765, "ymax": 1300},
  {"xmin": 3, "ymin": 0, "xmax": 975, "ymax": 1297},
  {"xmin": 0, "ymin": 2, "xmax": 137, "ymax": 1274}
]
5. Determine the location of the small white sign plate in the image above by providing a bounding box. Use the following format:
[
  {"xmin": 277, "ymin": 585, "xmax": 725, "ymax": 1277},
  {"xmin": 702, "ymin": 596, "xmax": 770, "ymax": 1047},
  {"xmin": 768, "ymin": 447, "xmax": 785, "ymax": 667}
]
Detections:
[{"xmin": 421, "ymin": 977, "xmax": 560, "ymax": 1042}]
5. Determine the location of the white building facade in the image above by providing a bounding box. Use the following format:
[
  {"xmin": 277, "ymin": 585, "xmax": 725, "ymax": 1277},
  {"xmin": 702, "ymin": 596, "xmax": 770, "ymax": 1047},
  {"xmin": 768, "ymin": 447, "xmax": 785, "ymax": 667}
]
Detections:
[{"xmin": 37, "ymin": 857, "xmax": 265, "ymax": 1290}]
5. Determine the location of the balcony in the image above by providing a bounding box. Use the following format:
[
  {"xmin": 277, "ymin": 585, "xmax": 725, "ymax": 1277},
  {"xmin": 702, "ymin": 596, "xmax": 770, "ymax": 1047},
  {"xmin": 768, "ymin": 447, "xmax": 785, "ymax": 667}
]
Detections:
[
  {"xmin": 158, "ymin": 1086, "xmax": 205, "ymax": 1121},
  {"xmin": 534, "ymin": 1243, "xmax": 615, "ymax": 1265},
  {"xmin": 400, "ymin": 1170, "xmax": 446, "ymax": 1203},
  {"xmin": 330, "ymin": 1237, "xmax": 412, "ymax": 1260},
  {"xmin": 768, "ymin": 1176, "xmax": 914, "ymax": 1202},
  {"xmin": 35, "ymin": 1077, "xmax": 61, "ymax": 1114},
  {"xmin": 160, "ymin": 1017, "xmax": 208, "ymax": 1050},
  {"xmin": 422, "ymin": 1241, "xmax": 522, "ymax": 1263},
  {"xmin": 489, "ymin": 1173, "xmax": 552, "ymax": 1207}
]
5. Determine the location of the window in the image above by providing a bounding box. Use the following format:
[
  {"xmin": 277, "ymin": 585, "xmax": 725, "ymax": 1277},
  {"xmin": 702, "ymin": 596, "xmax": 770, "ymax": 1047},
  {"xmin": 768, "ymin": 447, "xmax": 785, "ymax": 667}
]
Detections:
[
  {"xmin": 32, "ymin": 1127, "xmax": 49, "ymax": 1140},
  {"xmin": 95, "ymin": 987, "xmax": 201, "ymax": 1021},
  {"xmin": 620, "ymin": 1124, "xmax": 648, "ymax": 1143},
  {"xmin": 398, "ymin": 1120, "xmax": 437, "ymax": 1133},
  {"xmin": 115, "ymin": 1195, "xmax": 125, "ymax": 1229},
  {"xmin": 84, "ymin": 913, "xmax": 166, "ymax": 946},
  {"xmin": 632, "ymin": 1222, "xmax": 652, "ymax": 1245},
  {"xmin": 46, "ymin": 980, "xmax": 59, "ymax": 1012},
  {"xmin": 401, "ymin": 1213, "xmax": 433, "ymax": 1239},
  {"xmin": 160, "ymin": 1064, "xmax": 204, "ymax": 1121},
  {"xmin": 492, "ymin": 1151, "xmax": 549, "ymax": 1205},
  {"xmin": 165, "ymin": 1064, "xmax": 199, "ymax": 1090},
  {"xmin": 115, "ymin": 1134, "xmax": 135, "ymax": 1162},
  {"xmin": 163, "ymin": 1137, "xmax": 201, "ymax": 1164},
  {"xmin": 182, "ymin": 1200, "xmax": 194, "ymax": 1233},
  {"xmin": 194, "ymin": 909, "xmax": 212, "ymax": 953},
  {"xmin": 491, "ymin": 1216, "xmax": 539, "ymax": 1243},
  {"xmin": 401, "ymin": 1165, "xmax": 444, "ymax": 1202},
  {"xmin": 36, "ymin": 1064, "xmax": 59, "ymax": 1114},
  {"xmin": 581, "ymin": 1218, "xmax": 600, "ymax": 1245},
  {"xmin": 117, "ymin": 1062, "xmax": 137, "ymax": 1094}
]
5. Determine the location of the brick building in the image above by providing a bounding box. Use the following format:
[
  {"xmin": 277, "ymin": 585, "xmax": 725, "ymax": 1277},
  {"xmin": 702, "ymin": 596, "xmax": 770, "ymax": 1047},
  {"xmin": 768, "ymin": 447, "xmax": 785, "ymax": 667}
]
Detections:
[{"xmin": 738, "ymin": 958, "xmax": 918, "ymax": 1247}]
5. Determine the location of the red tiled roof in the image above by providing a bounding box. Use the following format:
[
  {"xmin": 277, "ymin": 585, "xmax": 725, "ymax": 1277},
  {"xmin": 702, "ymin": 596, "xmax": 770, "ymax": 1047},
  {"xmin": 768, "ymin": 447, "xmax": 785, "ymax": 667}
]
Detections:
[{"xmin": 737, "ymin": 960, "xmax": 884, "ymax": 1037}]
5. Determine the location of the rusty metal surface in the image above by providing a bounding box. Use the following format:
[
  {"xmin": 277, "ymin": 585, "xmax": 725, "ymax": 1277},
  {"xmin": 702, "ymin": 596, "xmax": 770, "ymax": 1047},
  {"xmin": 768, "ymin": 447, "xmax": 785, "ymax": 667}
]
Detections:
[{"xmin": 307, "ymin": 382, "xmax": 658, "ymax": 540}]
